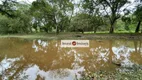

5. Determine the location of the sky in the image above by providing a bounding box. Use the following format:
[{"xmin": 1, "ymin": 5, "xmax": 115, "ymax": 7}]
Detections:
[
  {"xmin": 16, "ymin": 0, "xmax": 138, "ymax": 15},
  {"xmin": 19, "ymin": 0, "xmax": 136, "ymax": 3},
  {"xmin": 18, "ymin": 0, "xmax": 81, "ymax": 4},
  {"xmin": 18, "ymin": 0, "xmax": 36, "ymax": 3},
  {"xmin": 0, "ymin": 0, "xmax": 139, "ymax": 14},
  {"xmin": 0, "ymin": 0, "xmax": 35, "ymax": 4},
  {"xmin": 18, "ymin": 0, "xmax": 135, "ymax": 3}
]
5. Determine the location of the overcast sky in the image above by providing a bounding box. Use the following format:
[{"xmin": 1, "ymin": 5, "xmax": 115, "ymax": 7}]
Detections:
[
  {"xmin": 18, "ymin": 0, "xmax": 35, "ymax": 3},
  {"xmin": 18, "ymin": 0, "xmax": 136, "ymax": 9},
  {"xmin": 18, "ymin": 0, "xmax": 135, "ymax": 3},
  {"xmin": 18, "ymin": 0, "xmax": 138, "ymax": 14},
  {"xmin": 0, "ymin": 0, "xmax": 138, "ymax": 13}
]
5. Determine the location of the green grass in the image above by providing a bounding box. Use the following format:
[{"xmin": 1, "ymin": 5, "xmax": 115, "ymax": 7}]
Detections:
[
  {"xmin": 84, "ymin": 31, "xmax": 109, "ymax": 34},
  {"xmin": 0, "ymin": 32, "xmax": 141, "ymax": 40},
  {"xmin": 81, "ymin": 69, "xmax": 142, "ymax": 80},
  {"xmin": 84, "ymin": 30, "xmax": 136, "ymax": 34}
]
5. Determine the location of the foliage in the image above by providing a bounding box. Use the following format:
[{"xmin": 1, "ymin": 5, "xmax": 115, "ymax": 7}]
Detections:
[
  {"xmin": 99, "ymin": 0, "xmax": 130, "ymax": 33},
  {"xmin": 0, "ymin": 0, "xmax": 141, "ymax": 34},
  {"xmin": 0, "ymin": 14, "xmax": 10, "ymax": 33},
  {"xmin": 0, "ymin": 0, "xmax": 18, "ymax": 17},
  {"xmin": 30, "ymin": 0, "xmax": 74, "ymax": 33},
  {"xmin": 121, "ymin": 9, "xmax": 131, "ymax": 31},
  {"xmin": 0, "ymin": 2, "xmax": 32, "ymax": 34},
  {"xmin": 70, "ymin": 12, "xmax": 105, "ymax": 33},
  {"xmin": 133, "ymin": 4, "xmax": 142, "ymax": 33},
  {"xmin": 81, "ymin": 67, "xmax": 142, "ymax": 80},
  {"xmin": 134, "ymin": 5, "xmax": 142, "ymax": 21}
]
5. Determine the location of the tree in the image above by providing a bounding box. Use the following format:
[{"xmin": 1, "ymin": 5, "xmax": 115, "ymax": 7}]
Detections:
[
  {"xmin": 96, "ymin": 0, "xmax": 130, "ymax": 33},
  {"xmin": 58, "ymin": 15, "xmax": 70, "ymax": 32},
  {"xmin": 0, "ymin": 14, "xmax": 10, "ymax": 33},
  {"xmin": 70, "ymin": 13, "xmax": 89, "ymax": 33},
  {"xmin": 0, "ymin": 0, "xmax": 18, "ymax": 17},
  {"xmin": 81, "ymin": 0, "xmax": 105, "ymax": 33},
  {"xmin": 30, "ymin": 0, "xmax": 74, "ymax": 34},
  {"xmin": 70, "ymin": 13, "xmax": 104, "ymax": 33},
  {"xmin": 134, "ymin": 4, "xmax": 142, "ymax": 33},
  {"xmin": 48, "ymin": 0, "xmax": 74, "ymax": 34},
  {"xmin": 11, "ymin": 12, "xmax": 32, "ymax": 33},
  {"xmin": 0, "ymin": 2, "xmax": 32, "ymax": 34},
  {"xmin": 121, "ymin": 9, "xmax": 131, "ymax": 31},
  {"xmin": 30, "ymin": 0, "xmax": 54, "ymax": 33},
  {"xmin": 82, "ymin": 0, "xmax": 95, "ymax": 15},
  {"xmin": 92, "ymin": 15, "xmax": 105, "ymax": 33}
]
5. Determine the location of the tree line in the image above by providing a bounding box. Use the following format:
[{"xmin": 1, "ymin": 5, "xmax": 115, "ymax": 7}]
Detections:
[{"xmin": 0, "ymin": 0, "xmax": 142, "ymax": 34}]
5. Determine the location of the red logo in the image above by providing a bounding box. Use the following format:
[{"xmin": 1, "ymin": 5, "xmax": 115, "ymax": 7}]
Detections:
[{"xmin": 72, "ymin": 41, "xmax": 76, "ymax": 46}]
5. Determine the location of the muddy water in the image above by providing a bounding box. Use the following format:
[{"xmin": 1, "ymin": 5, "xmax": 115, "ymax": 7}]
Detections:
[{"xmin": 0, "ymin": 38, "xmax": 141, "ymax": 80}]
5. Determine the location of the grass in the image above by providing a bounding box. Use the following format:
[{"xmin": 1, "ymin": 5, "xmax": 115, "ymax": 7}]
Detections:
[
  {"xmin": 84, "ymin": 30, "xmax": 136, "ymax": 34},
  {"xmin": 84, "ymin": 31, "xmax": 109, "ymax": 34},
  {"xmin": 81, "ymin": 64, "xmax": 142, "ymax": 80},
  {"xmin": 81, "ymin": 70, "xmax": 142, "ymax": 80},
  {"xmin": 0, "ymin": 32, "xmax": 141, "ymax": 40}
]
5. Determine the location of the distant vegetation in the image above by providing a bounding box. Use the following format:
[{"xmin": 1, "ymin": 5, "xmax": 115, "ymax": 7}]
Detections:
[{"xmin": 0, "ymin": 0, "xmax": 142, "ymax": 34}]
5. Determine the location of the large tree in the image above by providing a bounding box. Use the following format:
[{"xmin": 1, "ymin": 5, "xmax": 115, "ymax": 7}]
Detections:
[
  {"xmin": 48, "ymin": 0, "xmax": 74, "ymax": 34},
  {"xmin": 134, "ymin": 0, "xmax": 142, "ymax": 33},
  {"xmin": 70, "ymin": 13, "xmax": 91, "ymax": 33},
  {"xmin": 96, "ymin": 0, "xmax": 130, "ymax": 33},
  {"xmin": 0, "ymin": 0, "xmax": 18, "ymax": 17},
  {"xmin": 30, "ymin": 0, "xmax": 54, "ymax": 33},
  {"xmin": 134, "ymin": 5, "xmax": 142, "ymax": 33},
  {"xmin": 0, "ymin": 1, "xmax": 32, "ymax": 34},
  {"xmin": 121, "ymin": 9, "xmax": 131, "ymax": 31},
  {"xmin": 30, "ymin": 0, "xmax": 74, "ymax": 34},
  {"xmin": 80, "ymin": 0, "xmax": 106, "ymax": 33}
]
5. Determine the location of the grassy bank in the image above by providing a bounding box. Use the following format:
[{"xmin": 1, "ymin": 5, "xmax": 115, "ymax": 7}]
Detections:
[
  {"xmin": 81, "ymin": 64, "xmax": 142, "ymax": 80},
  {"xmin": 81, "ymin": 70, "xmax": 142, "ymax": 80},
  {"xmin": 0, "ymin": 32, "xmax": 142, "ymax": 40}
]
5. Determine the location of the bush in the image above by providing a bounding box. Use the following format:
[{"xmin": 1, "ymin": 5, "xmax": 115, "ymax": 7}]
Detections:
[{"xmin": 0, "ymin": 15, "xmax": 10, "ymax": 34}]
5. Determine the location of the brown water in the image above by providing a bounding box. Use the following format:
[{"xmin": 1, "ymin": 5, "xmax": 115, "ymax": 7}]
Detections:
[{"xmin": 0, "ymin": 38, "xmax": 141, "ymax": 80}]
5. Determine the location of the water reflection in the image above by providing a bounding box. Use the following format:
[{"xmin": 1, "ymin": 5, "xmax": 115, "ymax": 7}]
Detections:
[
  {"xmin": 32, "ymin": 39, "xmax": 48, "ymax": 53},
  {"xmin": 112, "ymin": 46, "xmax": 134, "ymax": 67},
  {"xmin": 0, "ymin": 38, "xmax": 141, "ymax": 80}
]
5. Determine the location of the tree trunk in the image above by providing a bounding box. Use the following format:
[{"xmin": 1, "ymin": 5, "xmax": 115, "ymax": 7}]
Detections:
[
  {"xmin": 44, "ymin": 27, "xmax": 48, "ymax": 33},
  {"xmin": 135, "ymin": 21, "xmax": 141, "ymax": 33},
  {"xmin": 124, "ymin": 23, "xmax": 130, "ymax": 31},
  {"xmin": 29, "ymin": 27, "xmax": 32, "ymax": 33},
  {"xmin": 94, "ymin": 26, "xmax": 98, "ymax": 33},
  {"xmin": 56, "ymin": 25, "xmax": 59, "ymax": 34},
  {"xmin": 77, "ymin": 29, "xmax": 84, "ymax": 34},
  {"xmin": 73, "ymin": 26, "xmax": 76, "ymax": 32},
  {"xmin": 109, "ymin": 23, "xmax": 114, "ymax": 33},
  {"xmin": 53, "ymin": 16, "xmax": 59, "ymax": 35},
  {"xmin": 60, "ymin": 25, "xmax": 63, "ymax": 32},
  {"xmin": 109, "ymin": 12, "xmax": 117, "ymax": 33}
]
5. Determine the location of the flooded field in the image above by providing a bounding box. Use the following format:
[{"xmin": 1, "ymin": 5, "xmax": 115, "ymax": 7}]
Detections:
[{"xmin": 0, "ymin": 38, "xmax": 141, "ymax": 80}]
